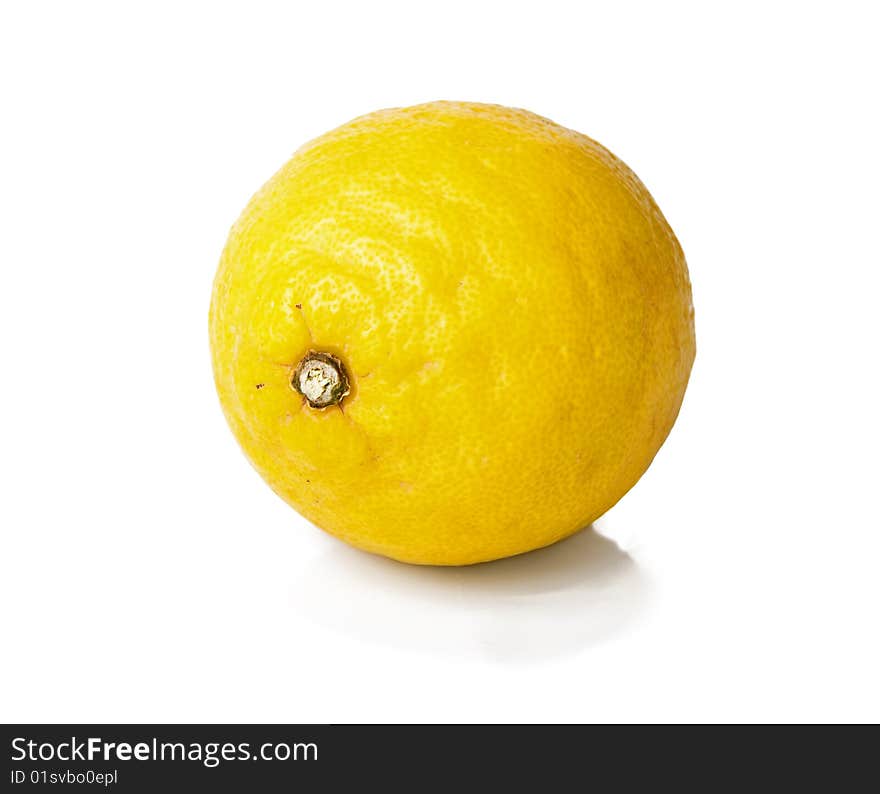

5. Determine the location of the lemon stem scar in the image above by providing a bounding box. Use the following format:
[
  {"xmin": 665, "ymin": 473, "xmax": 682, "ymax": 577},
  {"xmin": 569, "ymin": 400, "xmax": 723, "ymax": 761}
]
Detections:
[{"xmin": 292, "ymin": 351, "xmax": 350, "ymax": 409}]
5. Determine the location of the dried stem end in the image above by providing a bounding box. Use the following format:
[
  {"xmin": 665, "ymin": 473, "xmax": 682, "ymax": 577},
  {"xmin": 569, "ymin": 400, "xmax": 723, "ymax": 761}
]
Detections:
[{"xmin": 291, "ymin": 351, "xmax": 350, "ymax": 409}]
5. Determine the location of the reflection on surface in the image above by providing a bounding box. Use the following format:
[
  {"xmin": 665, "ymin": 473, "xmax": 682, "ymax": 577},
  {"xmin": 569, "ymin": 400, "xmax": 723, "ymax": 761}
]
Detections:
[{"xmin": 290, "ymin": 526, "xmax": 650, "ymax": 662}]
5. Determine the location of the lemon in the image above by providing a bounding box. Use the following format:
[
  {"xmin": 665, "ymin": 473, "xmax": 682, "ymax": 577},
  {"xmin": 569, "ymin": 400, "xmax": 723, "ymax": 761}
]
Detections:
[{"xmin": 210, "ymin": 101, "xmax": 695, "ymax": 565}]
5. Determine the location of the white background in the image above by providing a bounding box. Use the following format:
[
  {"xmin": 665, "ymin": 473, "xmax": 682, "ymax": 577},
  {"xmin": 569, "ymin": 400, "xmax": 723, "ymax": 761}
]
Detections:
[{"xmin": 2, "ymin": 2, "xmax": 878, "ymax": 724}]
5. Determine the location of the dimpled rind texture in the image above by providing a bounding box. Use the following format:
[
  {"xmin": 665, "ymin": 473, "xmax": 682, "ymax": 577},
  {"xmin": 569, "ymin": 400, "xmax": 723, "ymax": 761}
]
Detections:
[{"xmin": 209, "ymin": 101, "xmax": 696, "ymax": 565}]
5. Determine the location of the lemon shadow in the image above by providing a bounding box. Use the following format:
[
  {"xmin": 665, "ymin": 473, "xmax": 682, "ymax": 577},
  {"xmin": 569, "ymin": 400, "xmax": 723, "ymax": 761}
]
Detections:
[{"xmin": 290, "ymin": 525, "xmax": 650, "ymax": 662}]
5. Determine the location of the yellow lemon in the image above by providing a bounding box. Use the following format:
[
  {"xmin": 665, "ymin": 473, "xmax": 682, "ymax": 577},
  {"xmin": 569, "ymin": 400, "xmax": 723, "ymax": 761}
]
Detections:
[{"xmin": 210, "ymin": 101, "xmax": 695, "ymax": 565}]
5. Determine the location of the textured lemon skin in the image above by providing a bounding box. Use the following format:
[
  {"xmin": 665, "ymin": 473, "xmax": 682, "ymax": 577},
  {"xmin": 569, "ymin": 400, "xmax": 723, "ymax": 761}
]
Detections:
[{"xmin": 210, "ymin": 101, "xmax": 695, "ymax": 565}]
